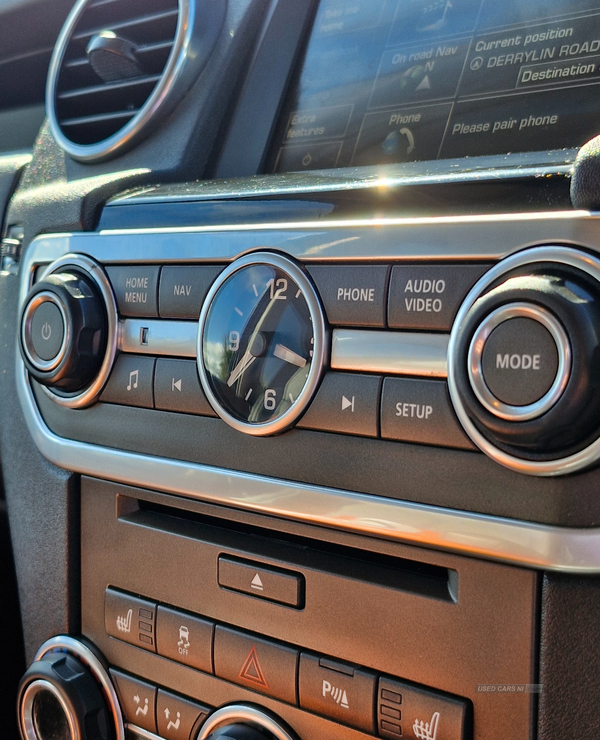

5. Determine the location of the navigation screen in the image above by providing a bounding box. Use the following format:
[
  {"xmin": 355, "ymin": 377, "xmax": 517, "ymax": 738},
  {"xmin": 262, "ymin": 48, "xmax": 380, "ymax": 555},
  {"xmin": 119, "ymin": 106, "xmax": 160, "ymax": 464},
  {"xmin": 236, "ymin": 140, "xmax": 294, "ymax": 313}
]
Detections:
[{"xmin": 270, "ymin": 0, "xmax": 600, "ymax": 171}]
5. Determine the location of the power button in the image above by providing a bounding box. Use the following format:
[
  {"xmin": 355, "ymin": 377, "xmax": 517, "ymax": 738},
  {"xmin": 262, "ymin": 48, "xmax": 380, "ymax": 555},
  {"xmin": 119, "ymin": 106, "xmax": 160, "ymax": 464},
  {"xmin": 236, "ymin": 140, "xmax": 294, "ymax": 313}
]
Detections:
[{"xmin": 22, "ymin": 292, "xmax": 67, "ymax": 369}]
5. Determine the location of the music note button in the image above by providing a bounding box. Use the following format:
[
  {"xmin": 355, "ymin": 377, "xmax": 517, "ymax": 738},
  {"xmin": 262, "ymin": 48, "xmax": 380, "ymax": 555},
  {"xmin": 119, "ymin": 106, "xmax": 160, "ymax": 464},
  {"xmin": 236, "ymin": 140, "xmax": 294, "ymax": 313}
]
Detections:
[{"xmin": 100, "ymin": 354, "xmax": 156, "ymax": 408}]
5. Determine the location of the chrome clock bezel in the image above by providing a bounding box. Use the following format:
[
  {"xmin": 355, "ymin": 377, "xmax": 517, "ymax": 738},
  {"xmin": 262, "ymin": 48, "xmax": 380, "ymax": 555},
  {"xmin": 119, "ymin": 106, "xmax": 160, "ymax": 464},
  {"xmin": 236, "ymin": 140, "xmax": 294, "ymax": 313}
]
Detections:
[{"xmin": 197, "ymin": 251, "xmax": 327, "ymax": 436}]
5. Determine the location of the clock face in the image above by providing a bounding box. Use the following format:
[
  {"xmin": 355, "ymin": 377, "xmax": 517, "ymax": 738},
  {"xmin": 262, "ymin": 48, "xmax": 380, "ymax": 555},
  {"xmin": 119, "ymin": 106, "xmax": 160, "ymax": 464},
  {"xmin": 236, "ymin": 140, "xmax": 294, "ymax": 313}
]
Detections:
[{"xmin": 199, "ymin": 254, "xmax": 325, "ymax": 434}]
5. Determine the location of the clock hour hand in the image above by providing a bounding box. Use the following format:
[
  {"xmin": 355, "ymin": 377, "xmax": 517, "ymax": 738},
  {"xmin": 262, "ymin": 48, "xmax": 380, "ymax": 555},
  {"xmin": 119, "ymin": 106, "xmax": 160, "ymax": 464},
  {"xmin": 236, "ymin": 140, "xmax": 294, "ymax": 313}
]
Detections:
[{"xmin": 274, "ymin": 343, "xmax": 307, "ymax": 368}]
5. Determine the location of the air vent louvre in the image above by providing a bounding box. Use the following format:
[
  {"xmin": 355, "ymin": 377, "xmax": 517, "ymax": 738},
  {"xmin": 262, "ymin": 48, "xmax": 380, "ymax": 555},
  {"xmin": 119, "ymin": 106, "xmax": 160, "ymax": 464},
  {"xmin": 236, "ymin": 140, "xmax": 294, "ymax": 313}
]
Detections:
[
  {"xmin": 48, "ymin": 0, "xmax": 226, "ymax": 161},
  {"xmin": 54, "ymin": 0, "xmax": 177, "ymax": 145}
]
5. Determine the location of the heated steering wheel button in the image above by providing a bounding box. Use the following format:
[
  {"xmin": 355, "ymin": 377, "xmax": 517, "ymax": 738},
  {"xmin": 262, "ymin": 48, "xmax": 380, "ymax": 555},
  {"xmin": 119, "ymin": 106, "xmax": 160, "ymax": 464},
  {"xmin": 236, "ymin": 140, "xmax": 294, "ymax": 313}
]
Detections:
[
  {"xmin": 481, "ymin": 317, "xmax": 559, "ymax": 406},
  {"xmin": 30, "ymin": 300, "xmax": 64, "ymax": 361}
]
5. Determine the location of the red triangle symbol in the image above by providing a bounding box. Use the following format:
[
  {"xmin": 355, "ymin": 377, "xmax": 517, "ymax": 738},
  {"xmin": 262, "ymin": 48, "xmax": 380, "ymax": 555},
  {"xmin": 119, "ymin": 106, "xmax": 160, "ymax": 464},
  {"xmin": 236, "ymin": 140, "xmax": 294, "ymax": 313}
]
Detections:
[{"xmin": 238, "ymin": 645, "xmax": 269, "ymax": 689}]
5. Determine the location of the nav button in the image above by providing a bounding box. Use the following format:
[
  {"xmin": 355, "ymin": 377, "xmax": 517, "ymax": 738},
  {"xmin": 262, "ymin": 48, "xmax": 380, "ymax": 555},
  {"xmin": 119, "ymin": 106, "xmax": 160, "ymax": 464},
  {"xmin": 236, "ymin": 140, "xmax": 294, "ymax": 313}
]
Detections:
[{"xmin": 297, "ymin": 372, "xmax": 381, "ymax": 438}]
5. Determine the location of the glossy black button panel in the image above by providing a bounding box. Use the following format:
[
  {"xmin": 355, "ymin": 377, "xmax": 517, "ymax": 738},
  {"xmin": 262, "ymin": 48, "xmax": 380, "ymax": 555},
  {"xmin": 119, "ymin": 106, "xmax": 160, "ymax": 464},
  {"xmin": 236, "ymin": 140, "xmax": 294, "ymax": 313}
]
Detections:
[
  {"xmin": 218, "ymin": 556, "xmax": 304, "ymax": 608},
  {"xmin": 111, "ymin": 669, "xmax": 157, "ymax": 733},
  {"xmin": 159, "ymin": 266, "xmax": 223, "ymax": 319},
  {"xmin": 378, "ymin": 676, "xmax": 469, "ymax": 740},
  {"xmin": 388, "ymin": 264, "xmax": 487, "ymax": 331},
  {"xmin": 106, "ymin": 266, "xmax": 160, "ymax": 317},
  {"xmin": 100, "ymin": 354, "xmax": 155, "ymax": 408},
  {"xmin": 157, "ymin": 689, "xmax": 210, "ymax": 740},
  {"xmin": 381, "ymin": 377, "xmax": 474, "ymax": 450},
  {"xmin": 105, "ymin": 588, "xmax": 157, "ymax": 652},
  {"xmin": 105, "ymin": 589, "xmax": 471, "ymax": 738},
  {"xmin": 156, "ymin": 605, "xmax": 214, "ymax": 673},
  {"xmin": 308, "ymin": 265, "xmax": 390, "ymax": 327},
  {"xmin": 299, "ymin": 653, "xmax": 376, "ymax": 734},
  {"xmin": 154, "ymin": 358, "xmax": 216, "ymax": 416},
  {"xmin": 214, "ymin": 625, "xmax": 298, "ymax": 704},
  {"xmin": 297, "ymin": 372, "xmax": 381, "ymax": 437}
]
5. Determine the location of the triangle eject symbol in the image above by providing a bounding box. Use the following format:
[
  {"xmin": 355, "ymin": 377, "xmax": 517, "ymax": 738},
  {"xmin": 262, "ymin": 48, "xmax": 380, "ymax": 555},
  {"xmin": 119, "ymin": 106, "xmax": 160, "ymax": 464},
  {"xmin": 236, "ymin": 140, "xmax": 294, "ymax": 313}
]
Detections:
[{"xmin": 238, "ymin": 645, "xmax": 269, "ymax": 689}]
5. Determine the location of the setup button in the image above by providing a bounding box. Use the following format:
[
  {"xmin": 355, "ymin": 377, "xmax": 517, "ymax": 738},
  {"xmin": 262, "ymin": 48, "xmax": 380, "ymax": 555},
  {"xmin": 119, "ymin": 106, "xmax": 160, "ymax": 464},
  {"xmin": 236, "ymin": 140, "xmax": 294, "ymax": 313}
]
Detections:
[{"xmin": 381, "ymin": 377, "xmax": 473, "ymax": 449}]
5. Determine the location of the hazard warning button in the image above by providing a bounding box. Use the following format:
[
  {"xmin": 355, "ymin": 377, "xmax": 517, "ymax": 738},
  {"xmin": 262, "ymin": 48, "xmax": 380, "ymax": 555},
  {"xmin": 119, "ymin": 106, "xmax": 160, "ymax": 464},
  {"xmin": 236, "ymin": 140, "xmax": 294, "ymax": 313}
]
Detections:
[{"xmin": 213, "ymin": 626, "xmax": 298, "ymax": 704}]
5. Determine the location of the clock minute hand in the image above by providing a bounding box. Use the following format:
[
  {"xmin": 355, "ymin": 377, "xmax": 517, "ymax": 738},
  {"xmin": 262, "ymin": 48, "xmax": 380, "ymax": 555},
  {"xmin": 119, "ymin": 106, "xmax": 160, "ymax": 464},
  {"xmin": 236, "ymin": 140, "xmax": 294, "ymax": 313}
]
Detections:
[{"xmin": 227, "ymin": 350, "xmax": 256, "ymax": 387}]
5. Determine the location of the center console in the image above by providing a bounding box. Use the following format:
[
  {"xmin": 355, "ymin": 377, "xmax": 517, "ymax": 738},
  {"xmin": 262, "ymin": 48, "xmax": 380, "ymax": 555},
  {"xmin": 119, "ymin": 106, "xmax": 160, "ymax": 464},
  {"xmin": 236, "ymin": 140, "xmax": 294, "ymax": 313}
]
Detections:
[{"xmin": 10, "ymin": 1, "xmax": 600, "ymax": 740}]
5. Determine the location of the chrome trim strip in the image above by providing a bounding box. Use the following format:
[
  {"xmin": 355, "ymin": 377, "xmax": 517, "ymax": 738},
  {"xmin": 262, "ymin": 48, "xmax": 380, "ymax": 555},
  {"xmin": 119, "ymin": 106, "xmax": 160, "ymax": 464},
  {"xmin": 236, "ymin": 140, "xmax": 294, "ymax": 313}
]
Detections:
[
  {"xmin": 448, "ymin": 246, "xmax": 600, "ymax": 476},
  {"xmin": 332, "ymin": 329, "xmax": 448, "ymax": 378},
  {"xmin": 34, "ymin": 636, "xmax": 125, "ymax": 740},
  {"xmin": 15, "ymin": 361, "xmax": 600, "ymax": 572},
  {"xmin": 119, "ymin": 319, "xmax": 197, "ymax": 357},
  {"xmin": 125, "ymin": 726, "xmax": 163, "ymax": 740}
]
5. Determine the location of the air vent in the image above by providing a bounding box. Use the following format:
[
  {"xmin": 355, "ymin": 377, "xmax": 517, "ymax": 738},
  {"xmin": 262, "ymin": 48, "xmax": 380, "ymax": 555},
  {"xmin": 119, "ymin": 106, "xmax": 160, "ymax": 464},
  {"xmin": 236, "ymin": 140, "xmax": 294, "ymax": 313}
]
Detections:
[{"xmin": 47, "ymin": 0, "xmax": 226, "ymax": 162}]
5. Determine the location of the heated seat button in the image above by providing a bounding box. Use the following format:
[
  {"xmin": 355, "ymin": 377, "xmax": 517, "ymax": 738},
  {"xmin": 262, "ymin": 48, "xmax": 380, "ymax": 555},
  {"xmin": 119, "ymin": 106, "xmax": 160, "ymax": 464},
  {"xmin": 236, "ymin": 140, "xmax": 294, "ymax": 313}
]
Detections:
[
  {"xmin": 481, "ymin": 317, "xmax": 559, "ymax": 406},
  {"xmin": 388, "ymin": 264, "xmax": 487, "ymax": 331},
  {"xmin": 154, "ymin": 358, "xmax": 216, "ymax": 416},
  {"xmin": 378, "ymin": 677, "xmax": 469, "ymax": 740},
  {"xmin": 111, "ymin": 669, "xmax": 157, "ymax": 733},
  {"xmin": 381, "ymin": 377, "xmax": 473, "ymax": 450},
  {"xmin": 105, "ymin": 588, "xmax": 157, "ymax": 652},
  {"xmin": 218, "ymin": 556, "xmax": 304, "ymax": 608},
  {"xmin": 214, "ymin": 626, "xmax": 298, "ymax": 704},
  {"xmin": 106, "ymin": 266, "xmax": 160, "ymax": 317},
  {"xmin": 159, "ymin": 265, "xmax": 223, "ymax": 319},
  {"xmin": 156, "ymin": 606, "xmax": 214, "ymax": 673},
  {"xmin": 157, "ymin": 689, "xmax": 210, "ymax": 740},
  {"xmin": 299, "ymin": 653, "xmax": 376, "ymax": 733},
  {"xmin": 297, "ymin": 372, "xmax": 381, "ymax": 437},
  {"xmin": 308, "ymin": 265, "xmax": 389, "ymax": 327},
  {"xmin": 100, "ymin": 354, "xmax": 155, "ymax": 408}
]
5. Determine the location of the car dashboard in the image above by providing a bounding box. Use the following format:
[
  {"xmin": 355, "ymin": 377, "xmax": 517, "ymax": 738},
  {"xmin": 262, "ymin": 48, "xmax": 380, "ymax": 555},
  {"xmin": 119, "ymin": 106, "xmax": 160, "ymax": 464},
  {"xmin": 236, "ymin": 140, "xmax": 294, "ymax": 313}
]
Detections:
[{"xmin": 1, "ymin": 2, "xmax": 600, "ymax": 740}]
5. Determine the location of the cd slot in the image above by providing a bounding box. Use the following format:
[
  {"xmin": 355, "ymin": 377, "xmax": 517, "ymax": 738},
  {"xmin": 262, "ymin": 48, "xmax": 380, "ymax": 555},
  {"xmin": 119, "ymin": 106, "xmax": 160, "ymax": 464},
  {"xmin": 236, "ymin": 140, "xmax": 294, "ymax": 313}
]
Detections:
[{"xmin": 120, "ymin": 497, "xmax": 458, "ymax": 604}]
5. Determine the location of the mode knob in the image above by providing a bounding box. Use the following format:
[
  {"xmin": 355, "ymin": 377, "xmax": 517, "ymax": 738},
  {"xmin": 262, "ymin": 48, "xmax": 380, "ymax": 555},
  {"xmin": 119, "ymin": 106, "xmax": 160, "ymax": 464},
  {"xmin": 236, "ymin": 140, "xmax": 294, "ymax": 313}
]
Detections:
[
  {"xmin": 18, "ymin": 636, "xmax": 124, "ymax": 740},
  {"xmin": 19, "ymin": 255, "xmax": 117, "ymax": 407},
  {"xmin": 448, "ymin": 246, "xmax": 600, "ymax": 475}
]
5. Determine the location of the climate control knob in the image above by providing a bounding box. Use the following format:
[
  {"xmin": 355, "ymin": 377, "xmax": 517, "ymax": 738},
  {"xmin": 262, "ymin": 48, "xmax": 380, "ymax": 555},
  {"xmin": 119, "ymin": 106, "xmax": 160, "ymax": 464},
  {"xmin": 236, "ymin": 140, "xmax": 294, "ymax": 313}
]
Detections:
[
  {"xmin": 18, "ymin": 636, "xmax": 123, "ymax": 740},
  {"xmin": 448, "ymin": 246, "xmax": 600, "ymax": 475},
  {"xmin": 19, "ymin": 255, "xmax": 117, "ymax": 407},
  {"xmin": 197, "ymin": 705, "xmax": 297, "ymax": 740}
]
